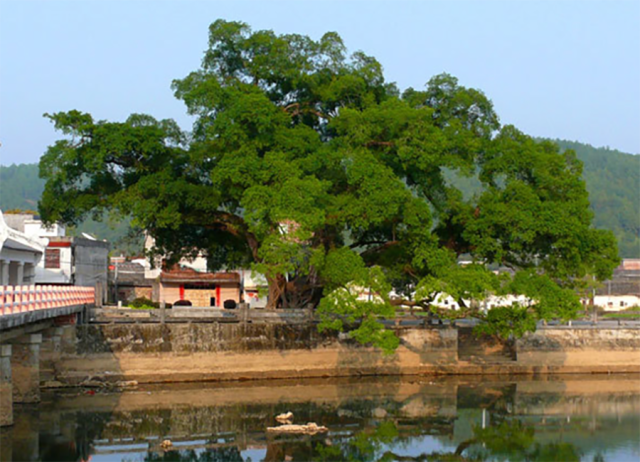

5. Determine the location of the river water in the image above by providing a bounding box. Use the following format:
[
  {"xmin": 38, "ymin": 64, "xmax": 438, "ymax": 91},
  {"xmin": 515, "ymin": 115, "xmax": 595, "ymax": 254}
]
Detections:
[{"xmin": 1, "ymin": 374, "xmax": 639, "ymax": 462}]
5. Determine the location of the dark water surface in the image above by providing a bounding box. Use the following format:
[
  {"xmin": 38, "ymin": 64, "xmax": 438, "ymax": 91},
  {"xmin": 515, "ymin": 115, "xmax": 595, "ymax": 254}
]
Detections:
[{"xmin": 1, "ymin": 375, "xmax": 639, "ymax": 462}]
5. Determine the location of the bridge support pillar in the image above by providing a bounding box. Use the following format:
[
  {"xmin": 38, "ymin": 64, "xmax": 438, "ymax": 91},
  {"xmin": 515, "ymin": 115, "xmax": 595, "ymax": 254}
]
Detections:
[
  {"xmin": 0, "ymin": 345, "xmax": 12, "ymax": 427},
  {"xmin": 11, "ymin": 334, "xmax": 42, "ymax": 404},
  {"xmin": 16, "ymin": 262, "xmax": 24, "ymax": 285},
  {"xmin": 0, "ymin": 261, "xmax": 8, "ymax": 285},
  {"xmin": 40, "ymin": 327, "xmax": 63, "ymax": 385}
]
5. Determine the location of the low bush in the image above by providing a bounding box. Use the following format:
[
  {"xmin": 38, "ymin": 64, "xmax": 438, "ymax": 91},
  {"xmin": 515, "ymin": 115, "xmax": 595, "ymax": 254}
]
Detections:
[{"xmin": 127, "ymin": 297, "xmax": 172, "ymax": 309}]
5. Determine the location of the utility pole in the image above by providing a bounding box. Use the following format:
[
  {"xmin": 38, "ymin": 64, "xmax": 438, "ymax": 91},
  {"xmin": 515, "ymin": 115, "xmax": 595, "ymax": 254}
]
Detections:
[{"xmin": 114, "ymin": 261, "xmax": 119, "ymax": 306}]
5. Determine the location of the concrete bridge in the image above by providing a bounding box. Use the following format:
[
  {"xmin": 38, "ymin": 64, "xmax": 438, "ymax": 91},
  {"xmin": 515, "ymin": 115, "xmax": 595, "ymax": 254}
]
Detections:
[{"xmin": 0, "ymin": 285, "xmax": 95, "ymax": 427}]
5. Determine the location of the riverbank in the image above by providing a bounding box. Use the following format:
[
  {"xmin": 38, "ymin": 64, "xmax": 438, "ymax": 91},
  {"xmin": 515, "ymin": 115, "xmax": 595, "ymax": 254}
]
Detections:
[{"xmin": 44, "ymin": 323, "xmax": 640, "ymax": 386}]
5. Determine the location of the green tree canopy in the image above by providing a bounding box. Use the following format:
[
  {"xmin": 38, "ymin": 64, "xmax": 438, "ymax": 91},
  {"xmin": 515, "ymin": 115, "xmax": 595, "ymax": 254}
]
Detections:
[{"xmin": 39, "ymin": 20, "xmax": 619, "ymax": 350}]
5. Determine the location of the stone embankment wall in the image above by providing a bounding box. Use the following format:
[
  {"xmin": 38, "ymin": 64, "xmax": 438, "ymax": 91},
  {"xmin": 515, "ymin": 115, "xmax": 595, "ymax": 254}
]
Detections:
[
  {"xmin": 48, "ymin": 323, "xmax": 639, "ymax": 386},
  {"xmin": 53, "ymin": 324, "xmax": 457, "ymax": 385},
  {"xmin": 516, "ymin": 327, "xmax": 640, "ymax": 372}
]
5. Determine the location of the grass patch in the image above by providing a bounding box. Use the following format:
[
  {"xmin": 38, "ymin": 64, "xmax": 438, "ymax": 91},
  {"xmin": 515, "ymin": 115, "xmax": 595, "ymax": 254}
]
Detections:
[
  {"xmin": 602, "ymin": 312, "xmax": 640, "ymax": 319},
  {"xmin": 601, "ymin": 306, "xmax": 640, "ymax": 319},
  {"xmin": 128, "ymin": 304, "xmax": 156, "ymax": 310}
]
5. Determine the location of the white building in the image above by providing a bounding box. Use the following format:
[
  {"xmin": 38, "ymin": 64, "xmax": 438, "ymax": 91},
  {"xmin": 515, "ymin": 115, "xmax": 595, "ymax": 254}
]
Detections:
[
  {"xmin": 0, "ymin": 211, "xmax": 44, "ymax": 285},
  {"xmin": 3, "ymin": 212, "xmax": 110, "ymax": 304},
  {"xmin": 240, "ymin": 269, "xmax": 268, "ymax": 308},
  {"xmin": 593, "ymin": 295, "xmax": 640, "ymax": 311},
  {"xmin": 25, "ymin": 218, "xmax": 73, "ymax": 284},
  {"xmin": 481, "ymin": 294, "xmax": 533, "ymax": 312},
  {"xmin": 143, "ymin": 234, "xmax": 208, "ymax": 279}
]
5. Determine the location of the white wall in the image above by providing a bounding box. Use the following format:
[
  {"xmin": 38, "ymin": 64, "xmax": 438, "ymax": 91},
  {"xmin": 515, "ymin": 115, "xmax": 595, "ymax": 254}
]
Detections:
[
  {"xmin": 34, "ymin": 246, "xmax": 73, "ymax": 284},
  {"xmin": 23, "ymin": 220, "xmax": 65, "ymax": 237}
]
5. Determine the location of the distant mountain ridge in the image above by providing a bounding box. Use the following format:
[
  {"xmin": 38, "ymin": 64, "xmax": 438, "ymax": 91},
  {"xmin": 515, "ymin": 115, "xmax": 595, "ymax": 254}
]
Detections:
[
  {"xmin": 0, "ymin": 163, "xmax": 140, "ymax": 254},
  {"xmin": 0, "ymin": 163, "xmax": 43, "ymax": 211},
  {"xmin": 1, "ymin": 139, "xmax": 638, "ymax": 257}
]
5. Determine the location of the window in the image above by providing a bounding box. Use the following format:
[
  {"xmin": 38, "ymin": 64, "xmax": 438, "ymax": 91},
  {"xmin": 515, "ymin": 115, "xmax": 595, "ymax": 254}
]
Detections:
[
  {"xmin": 620, "ymin": 301, "xmax": 625, "ymax": 307},
  {"xmin": 44, "ymin": 249, "xmax": 60, "ymax": 269}
]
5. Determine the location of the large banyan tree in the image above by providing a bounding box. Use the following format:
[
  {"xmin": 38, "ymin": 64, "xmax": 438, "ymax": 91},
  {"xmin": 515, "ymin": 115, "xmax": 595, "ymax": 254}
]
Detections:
[{"xmin": 39, "ymin": 20, "xmax": 619, "ymax": 351}]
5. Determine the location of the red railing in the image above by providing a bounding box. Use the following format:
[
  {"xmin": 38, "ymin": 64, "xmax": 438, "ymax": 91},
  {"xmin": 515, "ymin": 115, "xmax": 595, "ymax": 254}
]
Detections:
[{"xmin": 0, "ymin": 285, "xmax": 95, "ymax": 316}]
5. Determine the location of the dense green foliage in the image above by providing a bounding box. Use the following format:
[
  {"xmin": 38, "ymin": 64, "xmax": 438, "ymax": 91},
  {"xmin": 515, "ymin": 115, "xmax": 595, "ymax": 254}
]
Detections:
[
  {"xmin": 443, "ymin": 139, "xmax": 639, "ymax": 259},
  {"xmin": 30, "ymin": 22, "xmax": 622, "ymax": 349},
  {"xmin": 4, "ymin": 137, "xmax": 636, "ymax": 258},
  {"xmin": 3, "ymin": 143, "xmax": 636, "ymax": 260}
]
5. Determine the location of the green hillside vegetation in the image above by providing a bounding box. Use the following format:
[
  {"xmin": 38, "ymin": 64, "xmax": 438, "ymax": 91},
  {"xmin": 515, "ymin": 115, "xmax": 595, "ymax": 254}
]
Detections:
[
  {"xmin": 552, "ymin": 140, "xmax": 639, "ymax": 258},
  {"xmin": 0, "ymin": 139, "xmax": 637, "ymax": 257},
  {"xmin": 0, "ymin": 163, "xmax": 44, "ymax": 210}
]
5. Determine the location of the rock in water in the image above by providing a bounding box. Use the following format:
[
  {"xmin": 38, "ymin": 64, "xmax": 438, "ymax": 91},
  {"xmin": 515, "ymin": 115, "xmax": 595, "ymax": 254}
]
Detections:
[
  {"xmin": 267, "ymin": 422, "xmax": 328, "ymax": 435},
  {"xmin": 275, "ymin": 411, "xmax": 294, "ymax": 423}
]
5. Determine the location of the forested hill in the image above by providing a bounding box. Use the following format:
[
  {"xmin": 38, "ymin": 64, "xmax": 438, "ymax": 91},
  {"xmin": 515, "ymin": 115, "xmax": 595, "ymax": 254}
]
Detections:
[
  {"xmin": 552, "ymin": 140, "xmax": 639, "ymax": 258},
  {"xmin": 0, "ymin": 163, "xmax": 137, "ymax": 254},
  {"xmin": 0, "ymin": 163, "xmax": 43, "ymax": 211},
  {"xmin": 0, "ymin": 139, "xmax": 638, "ymax": 257}
]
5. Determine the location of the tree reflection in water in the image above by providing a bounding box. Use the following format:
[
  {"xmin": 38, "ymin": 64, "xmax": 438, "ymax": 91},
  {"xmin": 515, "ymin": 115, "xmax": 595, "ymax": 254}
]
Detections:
[
  {"xmin": 136, "ymin": 415, "xmax": 583, "ymax": 462},
  {"xmin": 143, "ymin": 446, "xmax": 244, "ymax": 462},
  {"xmin": 314, "ymin": 420, "xmax": 580, "ymax": 462}
]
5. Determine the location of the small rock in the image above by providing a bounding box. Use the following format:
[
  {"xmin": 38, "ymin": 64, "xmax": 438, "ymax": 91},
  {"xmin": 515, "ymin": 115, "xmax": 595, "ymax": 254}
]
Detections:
[
  {"xmin": 41, "ymin": 380, "xmax": 65, "ymax": 389},
  {"xmin": 80, "ymin": 380, "xmax": 104, "ymax": 388},
  {"xmin": 115, "ymin": 380, "xmax": 139, "ymax": 388},
  {"xmin": 267, "ymin": 422, "xmax": 328, "ymax": 435},
  {"xmin": 276, "ymin": 411, "xmax": 294, "ymax": 424}
]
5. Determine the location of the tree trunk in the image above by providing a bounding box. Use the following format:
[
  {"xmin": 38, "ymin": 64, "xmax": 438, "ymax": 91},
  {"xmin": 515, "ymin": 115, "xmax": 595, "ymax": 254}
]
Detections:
[{"xmin": 266, "ymin": 274, "xmax": 286, "ymax": 310}]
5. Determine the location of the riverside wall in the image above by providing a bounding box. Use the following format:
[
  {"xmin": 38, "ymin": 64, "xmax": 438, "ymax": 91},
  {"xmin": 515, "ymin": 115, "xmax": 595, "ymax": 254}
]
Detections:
[
  {"xmin": 516, "ymin": 327, "xmax": 640, "ymax": 371},
  {"xmin": 46, "ymin": 323, "xmax": 640, "ymax": 386}
]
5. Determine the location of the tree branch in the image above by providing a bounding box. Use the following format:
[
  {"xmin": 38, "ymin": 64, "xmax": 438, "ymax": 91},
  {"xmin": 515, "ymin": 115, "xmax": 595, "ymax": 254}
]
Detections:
[
  {"xmin": 186, "ymin": 211, "xmax": 261, "ymax": 261},
  {"xmin": 365, "ymin": 140, "xmax": 394, "ymax": 148},
  {"xmin": 359, "ymin": 240, "xmax": 400, "ymax": 261}
]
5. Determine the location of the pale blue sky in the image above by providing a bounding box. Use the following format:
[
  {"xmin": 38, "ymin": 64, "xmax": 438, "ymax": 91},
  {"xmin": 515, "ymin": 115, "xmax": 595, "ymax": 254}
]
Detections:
[{"xmin": 0, "ymin": 0, "xmax": 638, "ymax": 166}]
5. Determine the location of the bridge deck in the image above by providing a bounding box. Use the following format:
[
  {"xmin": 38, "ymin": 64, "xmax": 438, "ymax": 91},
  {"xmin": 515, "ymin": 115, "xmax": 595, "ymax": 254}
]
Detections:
[
  {"xmin": 1, "ymin": 285, "xmax": 95, "ymax": 336},
  {"xmin": 0, "ymin": 304, "xmax": 85, "ymax": 331}
]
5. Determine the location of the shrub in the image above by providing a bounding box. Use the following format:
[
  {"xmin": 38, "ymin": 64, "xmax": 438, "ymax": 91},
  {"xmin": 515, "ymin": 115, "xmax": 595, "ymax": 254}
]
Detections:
[{"xmin": 129, "ymin": 297, "xmax": 159, "ymax": 308}]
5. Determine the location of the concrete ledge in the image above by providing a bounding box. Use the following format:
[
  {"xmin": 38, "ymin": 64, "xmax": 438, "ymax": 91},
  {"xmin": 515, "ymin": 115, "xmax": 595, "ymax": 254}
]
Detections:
[
  {"xmin": 90, "ymin": 307, "xmax": 311, "ymax": 323},
  {"xmin": 171, "ymin": 307, "xmax": 237, "ymax": 318}
]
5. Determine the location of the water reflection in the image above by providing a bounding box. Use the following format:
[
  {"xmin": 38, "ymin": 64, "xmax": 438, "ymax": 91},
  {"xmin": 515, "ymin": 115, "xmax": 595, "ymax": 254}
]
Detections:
[
  {"xmin": 144, "ymin": 447, "xmax": 244, "ymax": 462},
  {"xmin": 275, "ymin": 415, "xmax": 585, "ymax": 461},
  {"xmin": 0, "ymin": 375, "xmax": 638, "ymax": 462}
]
